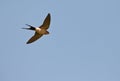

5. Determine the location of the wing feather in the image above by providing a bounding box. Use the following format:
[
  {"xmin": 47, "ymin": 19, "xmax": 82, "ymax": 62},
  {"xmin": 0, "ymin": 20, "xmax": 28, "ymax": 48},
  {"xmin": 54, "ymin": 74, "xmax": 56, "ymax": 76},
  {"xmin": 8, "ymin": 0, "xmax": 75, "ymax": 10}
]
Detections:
[
  {"xmin": 40, "ymin": 13, "xmax": 51, "ymax": 29},
  {"xmin": 26, "ymin": 32, "xmax": 43, "ymax": 44}
]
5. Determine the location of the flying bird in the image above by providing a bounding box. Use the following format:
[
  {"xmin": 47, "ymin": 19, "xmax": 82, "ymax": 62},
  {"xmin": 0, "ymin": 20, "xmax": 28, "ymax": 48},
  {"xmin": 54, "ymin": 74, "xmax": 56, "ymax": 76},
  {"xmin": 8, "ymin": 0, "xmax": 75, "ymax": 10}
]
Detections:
[{"xmin": 23, "ymin": 13, "xmax": 51, "ymax": 44}]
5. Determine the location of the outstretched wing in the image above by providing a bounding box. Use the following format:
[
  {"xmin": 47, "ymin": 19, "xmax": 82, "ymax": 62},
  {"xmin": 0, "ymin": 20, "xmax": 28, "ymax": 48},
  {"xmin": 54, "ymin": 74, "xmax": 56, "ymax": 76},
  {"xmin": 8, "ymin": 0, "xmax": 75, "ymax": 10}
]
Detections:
[
  {"xmin": 40, "ymin": 13, "xmax": 51, "ymax": 29},
  {"xmin": 26, "ymin": 32, "xmax": 43, "ymax": 44}
]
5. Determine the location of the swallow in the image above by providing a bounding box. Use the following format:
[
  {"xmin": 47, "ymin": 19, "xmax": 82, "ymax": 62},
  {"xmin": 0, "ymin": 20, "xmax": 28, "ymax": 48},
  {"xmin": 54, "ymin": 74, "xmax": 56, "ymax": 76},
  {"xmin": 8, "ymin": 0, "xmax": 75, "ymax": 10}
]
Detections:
[{"xmin": 22, "ymin": 13, "xmax": 51, "ymax": 44}]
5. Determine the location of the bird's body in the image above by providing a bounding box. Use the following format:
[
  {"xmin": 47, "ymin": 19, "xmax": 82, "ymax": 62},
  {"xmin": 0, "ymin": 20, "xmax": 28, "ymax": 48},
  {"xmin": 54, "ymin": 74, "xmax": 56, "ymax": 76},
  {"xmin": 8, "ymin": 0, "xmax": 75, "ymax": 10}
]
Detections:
[
  {"xmin": 35, "ymin": 28, "xmax": 49, "ymax": 35},
  {"xmin": 23, "ymin": 13, "xmax": 51, "ymax": 44}
]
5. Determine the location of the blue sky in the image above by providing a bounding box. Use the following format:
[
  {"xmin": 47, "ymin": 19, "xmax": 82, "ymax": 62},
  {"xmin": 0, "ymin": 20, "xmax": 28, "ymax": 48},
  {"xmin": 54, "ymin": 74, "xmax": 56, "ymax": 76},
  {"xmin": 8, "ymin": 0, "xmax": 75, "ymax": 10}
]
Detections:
[{"xmin": 0, "ymin": 0, "xmax": 120, "ymax": 81}]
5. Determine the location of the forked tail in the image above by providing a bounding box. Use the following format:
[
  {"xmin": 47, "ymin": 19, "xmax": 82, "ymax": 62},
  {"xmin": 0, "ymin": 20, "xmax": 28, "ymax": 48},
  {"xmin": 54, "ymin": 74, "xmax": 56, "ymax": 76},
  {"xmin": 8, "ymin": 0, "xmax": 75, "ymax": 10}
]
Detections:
[{"xmin": 22, "ymin": 24, "xmax": 35, "ymax": 30}]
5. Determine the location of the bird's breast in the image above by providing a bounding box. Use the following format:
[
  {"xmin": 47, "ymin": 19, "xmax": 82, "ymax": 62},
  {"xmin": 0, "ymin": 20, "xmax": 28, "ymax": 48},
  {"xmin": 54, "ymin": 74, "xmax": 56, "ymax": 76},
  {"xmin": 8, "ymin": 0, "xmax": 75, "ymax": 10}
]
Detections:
[{"xmin": 35, "ymin": 28, "xmax": 48, "ymax": 34}]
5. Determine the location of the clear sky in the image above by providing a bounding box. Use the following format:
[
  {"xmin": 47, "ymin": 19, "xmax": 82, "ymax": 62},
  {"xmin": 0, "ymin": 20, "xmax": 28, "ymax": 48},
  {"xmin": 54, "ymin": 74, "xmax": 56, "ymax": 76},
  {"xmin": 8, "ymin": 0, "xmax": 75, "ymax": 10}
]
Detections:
[{"xmin": 0, "ymin": 0, "xmax": 120, "ymax": 81}]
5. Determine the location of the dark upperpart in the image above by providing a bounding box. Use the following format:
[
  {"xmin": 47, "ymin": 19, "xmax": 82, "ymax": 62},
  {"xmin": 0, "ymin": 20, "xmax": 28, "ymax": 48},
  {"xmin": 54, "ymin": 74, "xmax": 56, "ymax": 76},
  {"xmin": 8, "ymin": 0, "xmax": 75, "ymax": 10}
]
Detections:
[{"xmin": 22, "ymin": 24, "xmax": 35, "ymax": 30}]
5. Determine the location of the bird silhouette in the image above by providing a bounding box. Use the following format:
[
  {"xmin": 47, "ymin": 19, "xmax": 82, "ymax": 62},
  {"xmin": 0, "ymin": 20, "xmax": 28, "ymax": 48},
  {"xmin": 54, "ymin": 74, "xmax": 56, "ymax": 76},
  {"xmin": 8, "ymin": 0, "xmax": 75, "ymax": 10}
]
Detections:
[{"xmin": 22, "ymin": 13, "xmax": 51, "ymax": 44}]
